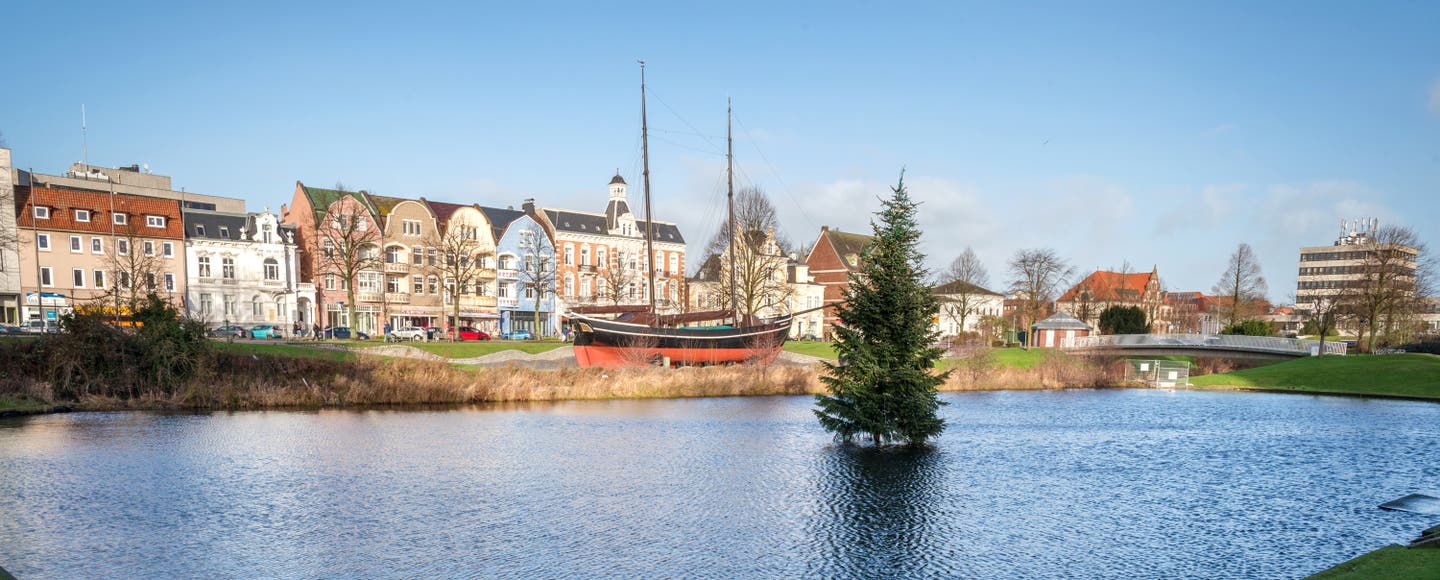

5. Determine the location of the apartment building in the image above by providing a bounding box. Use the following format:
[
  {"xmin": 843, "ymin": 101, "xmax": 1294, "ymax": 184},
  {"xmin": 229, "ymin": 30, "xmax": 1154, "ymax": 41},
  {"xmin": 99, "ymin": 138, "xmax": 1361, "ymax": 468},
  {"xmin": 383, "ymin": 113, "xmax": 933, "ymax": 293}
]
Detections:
[{"xmin": 184, "ymin": 208, "xmax": 310, "ymax": 328}]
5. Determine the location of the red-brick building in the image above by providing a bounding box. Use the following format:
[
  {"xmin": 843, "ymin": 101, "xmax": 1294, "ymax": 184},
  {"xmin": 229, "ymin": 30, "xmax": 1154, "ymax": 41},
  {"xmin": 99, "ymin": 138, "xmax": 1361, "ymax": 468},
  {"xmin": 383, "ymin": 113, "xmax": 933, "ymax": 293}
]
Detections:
[
  {"xmin": 1056, "ymin": 267, "xmax": 1165, "ymax": 333},
  {"xmin": 803, "ymin": 226, "xmax": 873, "ymax": 340}
]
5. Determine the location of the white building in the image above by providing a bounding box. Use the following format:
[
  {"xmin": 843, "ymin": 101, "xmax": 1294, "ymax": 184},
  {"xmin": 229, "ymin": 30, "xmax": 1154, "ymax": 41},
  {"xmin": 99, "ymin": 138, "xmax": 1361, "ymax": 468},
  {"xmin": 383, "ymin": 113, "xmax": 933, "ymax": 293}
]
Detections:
[
  {"xmin": 787, "ymin": 260, "xmax": 825, "ymax": 339},
  {"xmin": 184, "ymin": 209, "xmax": 314, "ymax": 330},
  {"xmin": 0, "ymin": 148, "xmax": 20, "ymax": 324},
  {"xmin": 931, "ymin": 279, "xmax": 1005, "ymax": 338}
]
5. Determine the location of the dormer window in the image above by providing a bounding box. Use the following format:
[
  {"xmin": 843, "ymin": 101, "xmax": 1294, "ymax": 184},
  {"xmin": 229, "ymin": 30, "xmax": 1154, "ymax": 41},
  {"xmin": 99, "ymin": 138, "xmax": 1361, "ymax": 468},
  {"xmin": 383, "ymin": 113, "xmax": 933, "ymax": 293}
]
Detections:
[
  {"xmin": 113, "ymin": 213, "xmax": 127, "ymax": 225},
  {"xmin": 195, "ymin": 225, "xmax": 206, "ymax": 236},
  {"xmin": 75, "ymin": 209, "xmax": 91, "ymax": 222},
  {"xmin": 146, "ymin": 215, "xmax": 166, "ymax": 228},
  {"xmin": 219, "ymin": 227, "xmax": 230, "ymax": 239},
  {"xmin": 33, "ymin": 207, "xmax": 49, "ymax": 219}
]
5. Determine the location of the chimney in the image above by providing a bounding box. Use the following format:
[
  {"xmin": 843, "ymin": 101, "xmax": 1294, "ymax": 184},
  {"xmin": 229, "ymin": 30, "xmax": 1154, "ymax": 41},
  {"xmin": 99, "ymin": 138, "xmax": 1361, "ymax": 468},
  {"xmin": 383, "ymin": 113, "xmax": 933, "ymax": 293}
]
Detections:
[
  {"xmin": 821, "ymin": 225, "xmax": 829, "ymax": 232},
  {"xmin": 522, "ymin": 198, "xmax": 535, "ymax": 215}
]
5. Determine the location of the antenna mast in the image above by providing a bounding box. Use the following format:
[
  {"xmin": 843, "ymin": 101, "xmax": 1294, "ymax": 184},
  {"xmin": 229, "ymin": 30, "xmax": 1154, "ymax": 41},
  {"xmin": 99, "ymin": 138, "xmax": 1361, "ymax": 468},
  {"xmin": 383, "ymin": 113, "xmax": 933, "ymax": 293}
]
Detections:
[
  {"xmin": 81, "ymin": 104, "xmax": 88, "ymax": 170},
  {"xmin": 726, "ymin": 98, "xmax": 738, "ymax": 323},
  {"xmin": 640, "ymin": 60, "xmax": 657, "ymax": 315}
]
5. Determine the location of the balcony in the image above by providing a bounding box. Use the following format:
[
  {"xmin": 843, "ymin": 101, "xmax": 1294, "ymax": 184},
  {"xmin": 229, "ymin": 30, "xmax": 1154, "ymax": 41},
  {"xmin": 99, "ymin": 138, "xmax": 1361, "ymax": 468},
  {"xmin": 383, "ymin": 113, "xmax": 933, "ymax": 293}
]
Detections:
[
  {"xmin": 384, "ymin": 292, "xmax": 410, "ymax": 304},
  {"xmin": 498, "ymin": 296, "xmax": 519, "ymax": 308},
  {"xmin": 497, "ymin": 268, "xmax": 518, "ymax": 279},
  {"xmin": 261, "ymin": 279, "xmax": 285, "ymax": 287},
  {"xmin": 356, "ymin": 292, "xmax": 384, "ymax": 303},
  {"xmin": 465, "ymin": 296, "xmax": 497, "ymax": 308},
  {"xmin": 579, "ymin": 264, "xmax": 596, "ymax": 273},
  {"xmin": 384, "ymin": 262, "xmax": 409, "ymax": 274}
]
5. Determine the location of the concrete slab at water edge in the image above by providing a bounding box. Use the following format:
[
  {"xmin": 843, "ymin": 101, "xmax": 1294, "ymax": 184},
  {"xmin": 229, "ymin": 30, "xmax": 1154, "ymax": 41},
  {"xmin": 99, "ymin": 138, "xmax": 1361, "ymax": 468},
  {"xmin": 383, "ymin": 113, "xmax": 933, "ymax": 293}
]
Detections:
[
  {"xmin": 1378, "ymin": 493, "xmax": 1440, "ymax": 515},
  {"xmin": 355, "ymin": 345, "xmax": 447, "ymax": 361}
]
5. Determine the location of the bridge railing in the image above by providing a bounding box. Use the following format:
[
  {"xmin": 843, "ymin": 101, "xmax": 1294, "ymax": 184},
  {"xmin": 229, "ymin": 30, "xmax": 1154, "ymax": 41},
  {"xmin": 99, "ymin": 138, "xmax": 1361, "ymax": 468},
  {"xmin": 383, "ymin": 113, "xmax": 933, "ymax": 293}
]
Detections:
[{"xmin": 1062, "ymin": 334, "xmax": 1346, "ymax": 356}]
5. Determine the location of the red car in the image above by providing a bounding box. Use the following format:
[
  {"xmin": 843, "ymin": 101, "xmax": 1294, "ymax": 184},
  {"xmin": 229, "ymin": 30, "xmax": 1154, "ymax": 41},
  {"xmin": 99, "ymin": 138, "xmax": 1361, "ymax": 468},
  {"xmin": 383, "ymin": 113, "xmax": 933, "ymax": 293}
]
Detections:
[{"xmin": 450, "ymin": 326, "xmax": 491, "ymax": 341}]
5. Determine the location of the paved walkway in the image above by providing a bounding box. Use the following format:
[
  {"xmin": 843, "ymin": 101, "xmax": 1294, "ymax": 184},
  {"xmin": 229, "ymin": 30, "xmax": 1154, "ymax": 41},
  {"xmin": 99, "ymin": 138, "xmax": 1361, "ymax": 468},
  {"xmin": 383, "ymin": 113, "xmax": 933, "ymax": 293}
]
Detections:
[{"xmin": 348, "ymin": 344, "xmax": 829, "ymax": 369}]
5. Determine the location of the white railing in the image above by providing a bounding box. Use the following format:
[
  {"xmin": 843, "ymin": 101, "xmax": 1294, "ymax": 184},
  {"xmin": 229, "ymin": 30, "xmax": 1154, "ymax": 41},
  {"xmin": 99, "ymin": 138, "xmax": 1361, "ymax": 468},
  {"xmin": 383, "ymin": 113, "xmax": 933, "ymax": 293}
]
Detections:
[{"xmin": 1062, "ymin": 334, "xmax": 1347, "ymax": 356}]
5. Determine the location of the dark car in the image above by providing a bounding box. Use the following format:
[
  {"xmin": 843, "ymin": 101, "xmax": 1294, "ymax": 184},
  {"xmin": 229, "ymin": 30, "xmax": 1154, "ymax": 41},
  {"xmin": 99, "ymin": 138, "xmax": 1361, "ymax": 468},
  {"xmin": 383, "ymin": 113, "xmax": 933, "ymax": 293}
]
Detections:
[
  {"xmin": 210, "ymin": 325, "xmax": 247, "ymax": 338},
  {"xmin": 323, "ymin": 327, "xmax": 371, "ymax": 340},
  {"xmin": 450, "ymin": 326, "xmax": 491, "ymax": 341},
  {"xmin": 425, "ymin": 326, "xmax": 444, "ymax": 341}
]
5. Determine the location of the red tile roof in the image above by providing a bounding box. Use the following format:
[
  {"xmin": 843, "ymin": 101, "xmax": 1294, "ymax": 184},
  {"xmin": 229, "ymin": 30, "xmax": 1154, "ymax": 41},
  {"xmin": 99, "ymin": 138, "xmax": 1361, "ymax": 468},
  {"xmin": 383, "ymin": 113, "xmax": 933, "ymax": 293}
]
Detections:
[
  {"xmin": 15, "ymin": 185, "xmax": 184, "ymax": 239},
  {"xmin": 1058, "ymin": 270, "xmax": 1154, "ymax": 303}
]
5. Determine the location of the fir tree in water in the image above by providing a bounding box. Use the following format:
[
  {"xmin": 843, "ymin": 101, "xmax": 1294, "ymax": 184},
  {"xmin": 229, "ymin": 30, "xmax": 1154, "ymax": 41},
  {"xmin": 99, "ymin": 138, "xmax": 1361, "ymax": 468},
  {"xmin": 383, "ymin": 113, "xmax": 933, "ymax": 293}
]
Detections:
[{"xmin": 814, "ymin": 174, "xmax": 949, "ymax": 445}]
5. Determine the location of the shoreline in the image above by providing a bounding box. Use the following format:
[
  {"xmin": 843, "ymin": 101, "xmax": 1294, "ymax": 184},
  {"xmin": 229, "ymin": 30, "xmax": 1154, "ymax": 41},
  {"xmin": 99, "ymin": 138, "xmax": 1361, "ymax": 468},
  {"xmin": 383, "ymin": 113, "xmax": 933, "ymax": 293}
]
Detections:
[{"xmin": 1188, "ymin": 383, "xmax": 1440, "ymax": 403}]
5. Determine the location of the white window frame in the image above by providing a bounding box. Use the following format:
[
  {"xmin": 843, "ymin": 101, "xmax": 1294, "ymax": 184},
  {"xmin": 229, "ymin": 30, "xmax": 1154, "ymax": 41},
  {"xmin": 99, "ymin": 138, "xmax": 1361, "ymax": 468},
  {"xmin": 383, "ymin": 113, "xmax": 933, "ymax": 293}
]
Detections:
[
  {"xmin": 146, "ymin": 215, "xmax": 166, "ymax": 228},
  {"xmin": 162, "ymin": 242, "xmax": 174, "ymax": 258},
  {"xmin": 91, "ymin": 237, "xmax": 103, "ymax": 254},
  {"xmin": 198, "ymin": 256, "xmax": 211, "ymax": 278},
  {"xmin": 40, "ymin": 267, "xmax": 53, "ymax": 287},
  {"xmin": 143, "ymin": 241, "xmax": 156, "ymax": 257},
  {"xmin": 69, "ymin": 236, "xmax": 82, "ymax": 253},
  {"xmin": 75, "ymin": 209, "xmax": 91, "ymax": 222},
  {"xmin": 263, "ymin": 258, "xmax": 280, "ymax": 281},
  {"xmin": 117, "ymin": 239, "xmax": 130, "ymax": 256},
  {"xmin": 164, "ymin": 273, "xmax": 175, "ymax": 292},
  {"xmin": 37, "ymin": 233, "xmax": 50, "ymax": 251},
  {"xmin": 113, "ymin": 213, "xmax": 127, "ymax": 225},
  {"xmin": 93, "ymin": 269, "xmax": 106, "ymax": 289},
  {"xmin": 72, "ymin": 268, "xmax": 85, "ymax": 288},
  {"xmin": 33, "ymin": 206, "xmax": 50, "ymax": 219}
]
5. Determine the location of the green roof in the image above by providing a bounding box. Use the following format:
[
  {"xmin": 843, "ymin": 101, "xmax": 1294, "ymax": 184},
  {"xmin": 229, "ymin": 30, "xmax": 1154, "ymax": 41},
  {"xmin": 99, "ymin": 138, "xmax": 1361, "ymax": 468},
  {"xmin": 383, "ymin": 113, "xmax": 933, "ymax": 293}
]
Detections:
[{"xmin": 300, "ymin": 184, "xmax": 379, "ymax": 222}]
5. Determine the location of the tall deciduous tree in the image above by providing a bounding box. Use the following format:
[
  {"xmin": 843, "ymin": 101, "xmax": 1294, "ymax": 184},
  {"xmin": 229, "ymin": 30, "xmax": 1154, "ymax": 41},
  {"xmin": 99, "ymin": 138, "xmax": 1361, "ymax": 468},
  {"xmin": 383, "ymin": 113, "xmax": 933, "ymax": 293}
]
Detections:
[
  {"xmin": 702, "ymin": 186, "xmax": 792, "ymax": 258},
  {"xmin": 814, "ymin": 176, "xmax": 948, "ymax": 446},
  {"xmin": 936, "ymin": 246, "xmax": 991, "ymax": 337},
  {"xmin": 1339, "ymin": 225, "xmax": 1431, "ymax": 351},
  {"xmin": 425, "ymin": 219, "xmax": 495, "ymax": 336},
  {"xmin": 597, "ymin": 247, "xmax": 639, "ymax": 306},
  {"xmin": 1212, "ymin": 242, "xmax": 1268, "ymax": 329},
  {"xmin": 514, "ymin": 222, "xmax": 556, "ymax": 337},
  {"xmin": 317, "ymin": 185, "xmax": 381, "ymax": 329},
  {"xmin": 1006, "ymin": 248, "xmax": 1075, "ymax": 346}
]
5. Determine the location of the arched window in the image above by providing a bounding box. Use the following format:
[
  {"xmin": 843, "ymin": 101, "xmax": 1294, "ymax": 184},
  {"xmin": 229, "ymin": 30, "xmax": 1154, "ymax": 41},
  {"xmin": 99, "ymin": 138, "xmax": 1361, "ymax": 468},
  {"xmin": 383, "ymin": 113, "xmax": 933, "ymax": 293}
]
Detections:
[
  {"xmin": 597, "ymin": 278, "xmax": 607, "ymax": 300},
  {"xmin": 263, "ymin": 258, "xmax": 280, "ymax": 281},
  {"xmin": 385, "ymin": 245, "xmax": 403, "ymax": 264},
  {"xmin": 564, "ymin": 274, "xmax": 574, "ymax": 296},
  {"xmin": 668, "ymin": 282, "xmax": 677, "ymax": 303},
  {"xmin": 597, "ymin": 247, "xmax": 607, "ymax": 269},
  {"xmin": 251, "ymin": 295, "xmax": 262, "ymax": 317},
  {"xmin": 427, "ymin": 275, "xmax": 439, "ymax": 294}
]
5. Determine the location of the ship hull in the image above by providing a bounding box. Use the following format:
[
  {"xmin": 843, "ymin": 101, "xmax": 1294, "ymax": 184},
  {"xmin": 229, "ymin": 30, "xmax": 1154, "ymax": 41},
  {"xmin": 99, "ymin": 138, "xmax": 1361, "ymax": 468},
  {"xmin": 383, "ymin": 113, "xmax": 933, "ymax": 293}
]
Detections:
[{"xmin": 569, "ymin": 314, "xmax": 791, "ymax": 368}]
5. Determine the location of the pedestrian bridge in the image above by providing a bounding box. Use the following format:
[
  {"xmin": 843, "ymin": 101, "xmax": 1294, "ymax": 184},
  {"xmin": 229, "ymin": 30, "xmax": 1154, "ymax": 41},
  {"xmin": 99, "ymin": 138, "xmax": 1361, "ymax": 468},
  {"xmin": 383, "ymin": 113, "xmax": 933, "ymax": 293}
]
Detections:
[{"xmin": 1062, "ymin": 334, "xmax": 1347, "ymax": 359}]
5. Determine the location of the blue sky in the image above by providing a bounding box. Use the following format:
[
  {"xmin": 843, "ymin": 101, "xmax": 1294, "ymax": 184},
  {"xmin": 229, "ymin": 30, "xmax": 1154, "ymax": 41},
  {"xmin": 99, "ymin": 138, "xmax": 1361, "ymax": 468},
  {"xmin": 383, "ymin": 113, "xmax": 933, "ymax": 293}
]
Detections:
[{"xmin": 3, "ymin": 1, "xmax": 1438, "ymax": 298}]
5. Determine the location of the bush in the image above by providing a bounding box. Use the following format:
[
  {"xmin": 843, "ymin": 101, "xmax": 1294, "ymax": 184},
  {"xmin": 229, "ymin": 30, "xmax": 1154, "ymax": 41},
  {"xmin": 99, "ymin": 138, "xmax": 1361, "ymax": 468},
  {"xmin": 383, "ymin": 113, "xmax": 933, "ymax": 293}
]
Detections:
[
  {"xmin": 1221, "ymin": 319, "xmax": 1273, "ymax": 336},
  {"xmin": 1098, "ymin": 305, "xmax": 1147, "ymax": 335},
  {"xmin": 43, "ymin": 294, "xmax": 211, "ymax": 400}
]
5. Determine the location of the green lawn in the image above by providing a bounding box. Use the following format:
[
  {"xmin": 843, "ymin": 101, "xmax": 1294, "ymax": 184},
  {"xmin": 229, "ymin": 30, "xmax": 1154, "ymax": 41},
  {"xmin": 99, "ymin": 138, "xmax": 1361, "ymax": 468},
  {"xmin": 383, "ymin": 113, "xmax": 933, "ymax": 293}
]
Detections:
[
  {"xmin": 783, "ymin": 341, "xmax": 837, "ymax": 359},
  {"xmin": 0, "ymin": 396, "xmax": 49, "ymax": 413},
  {"xmin": 213, "ymin": 341, "xmax": 355, "ymax": 362},
  {"xmin": 1191, "ymin": 354, "xmax": 1440, "ymax": 399},
  {"xmin": 408, "ymin": 341, "xmax": 564, "ymax": 359},
  {"xmin": 1306, "ymin": 545, "xmax": 1440, "ymax": 579}
]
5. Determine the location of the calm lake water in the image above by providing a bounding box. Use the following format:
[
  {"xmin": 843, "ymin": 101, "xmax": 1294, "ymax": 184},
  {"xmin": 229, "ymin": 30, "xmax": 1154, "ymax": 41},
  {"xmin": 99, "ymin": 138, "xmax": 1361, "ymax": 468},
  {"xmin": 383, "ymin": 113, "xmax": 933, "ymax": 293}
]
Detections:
[{"xmin": 1, "ymin": 389, "xmax": 1437, "ymax": 578}]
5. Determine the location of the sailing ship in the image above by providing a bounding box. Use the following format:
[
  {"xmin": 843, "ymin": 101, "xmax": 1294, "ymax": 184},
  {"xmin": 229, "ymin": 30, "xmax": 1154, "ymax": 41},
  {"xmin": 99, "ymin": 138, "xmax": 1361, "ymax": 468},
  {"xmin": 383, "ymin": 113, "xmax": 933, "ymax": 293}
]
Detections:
[{"xmin": 568, "ymin": 62, "xmax": 794, "ymax": 368}]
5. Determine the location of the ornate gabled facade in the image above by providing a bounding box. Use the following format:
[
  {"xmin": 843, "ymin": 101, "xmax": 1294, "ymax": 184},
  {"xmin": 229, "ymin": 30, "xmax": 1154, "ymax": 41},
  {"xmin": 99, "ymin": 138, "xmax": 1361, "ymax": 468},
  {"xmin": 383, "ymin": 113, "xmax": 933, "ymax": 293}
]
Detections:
[
  {"xmin": 804, "ymin": 226, "xmax": 874, "ymax": 340},
  {"xmin": 541, "ymin": 173, "xmax": 687, "ymax": 316},
  {"xmin": 282, "ymin": 181, "xmax": 383, "ymax": 333},
  {"xmin": 495, "ymin": 200, "xmax": 558, "ymax": 336},
  {"xmin": 687, "ymin": 227, "xmax": 792, "ymax": 321},
  {"xmin": 185, "ymin": 209, "xmax": 310, "ymax": 329},
  {"xmin": 426, "ymin": 200, "xmax": 501, "ymax": 333}
]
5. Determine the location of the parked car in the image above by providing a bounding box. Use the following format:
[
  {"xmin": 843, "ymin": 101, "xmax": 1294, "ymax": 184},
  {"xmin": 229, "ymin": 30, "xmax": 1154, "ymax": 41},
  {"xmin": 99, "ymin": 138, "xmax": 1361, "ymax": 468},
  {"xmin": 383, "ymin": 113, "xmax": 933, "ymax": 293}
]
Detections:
[
  {"xmin": 450, "ymin": 326, "xmax": 491, "ymax": 341},
  {"xmin": 0, "ymin": 325, "xmax": 24, "ymax": 334},
  {"xmin": 249, "ymin": 325, "xmax": 285, "ymax": 339},
  {"xmin": 388, "ymin": 326, "xmax": 428, "ymax": 341},
  {"xmin": 323, "ymin": 327, "xmax": 370, "ymax": 340},
  {"xmin": 502, "ymin": 330, "xmax": 534, "ymax": 340},
  {"xmin": 22, "ymin": 320, "xmax": 59, "ymax": 334},
  {"xmin": 210, "ymin": 325, "xmax": 247, "ymax": 338}
]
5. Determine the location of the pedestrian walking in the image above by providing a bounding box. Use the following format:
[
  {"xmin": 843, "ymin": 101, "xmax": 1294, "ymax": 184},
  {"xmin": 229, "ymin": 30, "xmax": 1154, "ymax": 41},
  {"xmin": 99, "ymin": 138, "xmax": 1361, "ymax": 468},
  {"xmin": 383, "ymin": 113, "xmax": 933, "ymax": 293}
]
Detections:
[{"xmin": 313, "ymin": 323, "xmax": 322, "ymax": 341}]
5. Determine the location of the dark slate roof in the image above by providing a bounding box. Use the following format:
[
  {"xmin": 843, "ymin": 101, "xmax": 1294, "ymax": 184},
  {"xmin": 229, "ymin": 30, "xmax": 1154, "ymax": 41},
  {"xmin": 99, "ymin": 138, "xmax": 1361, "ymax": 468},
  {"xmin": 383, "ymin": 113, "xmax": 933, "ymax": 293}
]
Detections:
[
  {"xmin": 426, "ymin": 200, "xmax": 472, "ymax": 226},
  {"xmin": 609, "ymin": 173, "xmax": 626, "ymax": 185},
  {"xmin": 604, "ymin": 198, "xmax": 630, "ymax": 229},
  {"xmin": 932, "ymin": 280, "xmax": 1003, "ymax": 297},
  {"xmin": 1032, "ymin": 311, "xmax": 1093, "ymax": 331},
  {"xmin": 479, "ymin": 206, "xmax": 526, "ymax": 241},
  {"xmin": 184, "ymin": 210, "xmax": 250, "ymax": 241},
  {"xmin": 690, "ymin": 254, "xmax": 722, "ymax": 282},
  {"xmin": 543, "ymin": 209, "xmax": 685, "ymax": 243}
]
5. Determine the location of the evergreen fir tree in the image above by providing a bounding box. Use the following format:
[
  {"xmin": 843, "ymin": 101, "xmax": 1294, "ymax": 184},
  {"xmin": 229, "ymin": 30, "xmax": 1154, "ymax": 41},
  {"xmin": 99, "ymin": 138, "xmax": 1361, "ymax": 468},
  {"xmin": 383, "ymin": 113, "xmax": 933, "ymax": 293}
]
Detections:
[{"xmin": 814, "ymin": 175, "xmax": 949, "ymax": 445}]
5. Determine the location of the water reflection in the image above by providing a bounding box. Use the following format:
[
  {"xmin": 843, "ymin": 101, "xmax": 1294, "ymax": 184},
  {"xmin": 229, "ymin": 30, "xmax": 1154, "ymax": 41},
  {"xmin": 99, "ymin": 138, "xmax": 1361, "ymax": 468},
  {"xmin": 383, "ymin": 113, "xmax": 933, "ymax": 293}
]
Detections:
[{"xmin": 811, "ymin": 444, "xmax": 948, "ymax": 577}]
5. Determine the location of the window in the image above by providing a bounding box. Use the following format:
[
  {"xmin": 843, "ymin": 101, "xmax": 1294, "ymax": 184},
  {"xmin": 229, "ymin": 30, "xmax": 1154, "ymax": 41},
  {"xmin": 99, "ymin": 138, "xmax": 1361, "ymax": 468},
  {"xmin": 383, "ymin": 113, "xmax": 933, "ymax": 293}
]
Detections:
[
  {"xmin": 323, "ymin": 240, "xmax": 335, "ymax": 258},
  {"xmin": 263, "ymin": 258, "xmax": 279, "ymax": 281},
  {"xmin": 356, "ymin": 215, "xmax": 367, "ymax": 231},
  {"xmin": 222, "ymin": 257, "xmax": 235, "ymax": 279},
  {"xmin": 427, "ymin": 249, "xmax": 437, "ymax": 267},
  {"xmin": 427, "ymin": 276, "xmax": 439, "ymax": 294},
  {"xmin": 195, "ymin": 225, "xmax": 206, "ymax": 236},
  {"xmin": 162, "ymin": 242, "xmax": 174, "ymax": 257},
  {"xmin": 70, "ymin": 236, "xmax": 82, "ymax": 253},
  {"xmin": 498, "ymin": 283, "xmax": 509, "ymax": 298},
  {"xmin": 524, "ymin": 285, "xmax": 534, "ymax": 299},
  {"xmin": 91, "ymin": 237, "xmax": 103, "ymax": 254},
  {"xmin": 113, "ymin": 213, "xmax": 127, "ymax": 225},
  {"xmin": 219, "ymin": 227, "xmax": 230, "ymax": 239},
  {"xmin": 402, "ymin": 219, "xmax": 421, "ymax": 236},
  {"xmin": 164, "ymin": 273, "xmax": 175, "ymax": 292},
  {"xmin": 119, "ymin": 271, "xmax": 131, "ymax": 289},
  {"xmin": 564, "ymin": 245, "xmax": 574, "ymax": 265},
  {"xmin": 325, "ymin": 274, "xmax": 337, "ymax": 291},
  {"xmin": 580, "ymin": 279, "xmax": 590, "ymax": 297},
  {"xmin": 224, "ymin": 294, "xmax": 236, "ymax": 316},
  {"xmin": 386, "ymin": 246, "xmax": 402, "ymax": 263},
  {"xmin": 670, "ymin": 254, "xmax": 679, "ymax": 275},
  {"xmin": 198, "ymin": 256, "xmax": 211, "ymax": 278},
  {"xmin": 72, "ymin": 268, "xmax": 85, "ymax": 288},
  {"xmin": 581, "ymin": 247, "xmax": 591, "ymax": 266},
  {"xmin": 597, "ymin": 248, "xmax": 606, "ymax": 268},
  {"xmin": 199, "ymin": 294, "xmax": 212, "ymax": 315},
  {"xmin": 412, "ymin": 247, "xmax": 423, "ymax": 265},
  {"xmin": 358, "ymin": 272, "xmax": 382, "ymax": 293},
  {"xmin": 252, "ymin": 296, "xmax": 262, "ymax": 317},
  {"xmin": 33, "ymin": 206, "xmax": 50, "ymax": 219},
  {"xmin": 146, "ymin": 215, "xmax": 166, "ymax": 228},
  {"xmin": 597, "ymin": 278, "xmax": 606, "ymax": 298},
  {"xmin": 386, "ymin": 275, "xmax": 401, "ymax": 293},
  {"xmin": 117, "ymin": 239, "xmax": 129, "ymax": 255},
  {"xmin": 143, "ymin": 241, "xmax": 155, "ymax": 256},
  {"xmin": 93, "ymin": 270, "xmax": 105, "ymax": 289},
  {"xmin": 75, "ymin": 209, "xmax": 91, "ymax": 222},
  {"xmin": 40, "ymin": 267, "xmax": 53, "ymax": 287},
  {"xmin": 564, "ymin": 274, "xmax": 574, "ymax": 296},
  {"xmin": 145, "ymin": 273, "xmax": 157, "ymax": 290},
  {"xmin": 37, "ymin": 234, "xmax": 50, "ymax": 251}
]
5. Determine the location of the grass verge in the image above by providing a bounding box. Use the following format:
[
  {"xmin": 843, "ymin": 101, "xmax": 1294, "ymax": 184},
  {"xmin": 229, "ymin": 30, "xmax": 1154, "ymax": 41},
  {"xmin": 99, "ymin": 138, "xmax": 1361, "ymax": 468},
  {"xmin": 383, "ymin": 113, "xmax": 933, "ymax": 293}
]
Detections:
[
  {"xmin": 406, "ymin": 341, "xmax": 564, "ymax": 358},
  {"xmin": 783, "ymin": 341, "xmax": 837, "ymax": 359},
  {"xmin": 0, "ymin": 396, "xmax": 49, "ymax": 414},
  {"xmin": 1306, "ymin": 545, "xmax": 1440, "ymax": 579},
  {"xmin": 212, "ymin": 341, "xmax": 355, "ymax": 362},
  {"xmin": 1190, "ymin": 354, "xmax": 1440, "ymax": 400}
]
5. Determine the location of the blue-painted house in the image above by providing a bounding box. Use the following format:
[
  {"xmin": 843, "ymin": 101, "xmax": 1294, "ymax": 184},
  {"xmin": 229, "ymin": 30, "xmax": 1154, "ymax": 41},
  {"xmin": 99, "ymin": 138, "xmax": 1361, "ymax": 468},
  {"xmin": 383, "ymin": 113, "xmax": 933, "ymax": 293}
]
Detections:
[{"xmin": 490, "ymin": 200, "xmax": 558, "ymax": 337}]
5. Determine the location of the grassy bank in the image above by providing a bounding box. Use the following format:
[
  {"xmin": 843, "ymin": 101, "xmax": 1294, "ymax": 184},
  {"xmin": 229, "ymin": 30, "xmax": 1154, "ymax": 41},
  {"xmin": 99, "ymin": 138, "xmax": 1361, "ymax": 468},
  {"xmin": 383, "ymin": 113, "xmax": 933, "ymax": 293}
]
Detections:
[
  {"xmin": 405, "ymin": 341, "xmax": 563, "ymax": 359},
  {"xmin": 0, "ymin": 396, "xmax": 50, "ymax": 414},
  {"xmin": 214, "ymin": 341, "xmax": 355, "ymax": 362},
  {"xmin": 1191, "ymin": 354, "xmax": 1440, "ymax": 400},
  {"xmin": 1307, "ymin": 545, "xmax": 1440, "ymax": 579}
]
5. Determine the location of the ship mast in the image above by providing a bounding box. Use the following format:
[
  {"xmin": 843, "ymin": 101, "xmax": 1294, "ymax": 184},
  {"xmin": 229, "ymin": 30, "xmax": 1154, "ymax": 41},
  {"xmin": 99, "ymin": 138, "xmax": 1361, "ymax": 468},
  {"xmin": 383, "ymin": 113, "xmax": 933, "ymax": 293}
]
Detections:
[
  {"xmin": 726, "ymin": 99, "xmax": 738, "ymax": 325},
  {"xmin": 640, "ymin": 60, "xmax": 657, "ymax": 315}
]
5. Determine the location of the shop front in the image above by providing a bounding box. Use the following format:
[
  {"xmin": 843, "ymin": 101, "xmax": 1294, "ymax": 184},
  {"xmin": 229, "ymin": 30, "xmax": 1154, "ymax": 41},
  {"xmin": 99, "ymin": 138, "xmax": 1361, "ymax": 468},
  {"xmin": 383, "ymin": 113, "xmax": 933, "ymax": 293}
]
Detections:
[{"xmin": 22, "ymin": 292, "xmax": 70, "ymax": 323}]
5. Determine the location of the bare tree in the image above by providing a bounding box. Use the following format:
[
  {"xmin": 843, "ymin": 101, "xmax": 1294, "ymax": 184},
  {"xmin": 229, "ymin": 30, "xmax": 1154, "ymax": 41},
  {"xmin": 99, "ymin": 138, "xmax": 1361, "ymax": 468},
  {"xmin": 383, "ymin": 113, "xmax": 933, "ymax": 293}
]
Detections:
[
  {"xmin": 1007, "ymin": 248, "xmax": 1075, "ymax": 346},
  {"xmin": 1212, "ymin": 242, "xmax": 1268, "ymax": 329},
  {"xmin": 712, "ymin": 226, "xmax": 793, "ymax": 321},
  {"xmin": 101, "ymin": 225, "xmax": 173, "ymax": 317},
  {"xmin": 937, "ymin": 246, "xmax": 991, "ymax": 337},
  {"xmin": 1339, "ymin": 225, "xmax": 1432, "ymax": 351},
  {"xmin": 317, "ymin": 185, "xmax": 381, "ymax": 330},
  {"xmin": 425, "ymin": 220, "xmax": 495, "ymax": 336},
  {"xmin": 703, "ymin": 186, "xmax": 793, "ymax": 259},
  {"xmin": 514, "ymin": 222, "xmax": 556, "ymax": 337},
  {"xmin": 597, "ymin": 247, "xmax": 640, "ymax": 306},
  {"xmin": 1302, "ymin": 293, "xmax": 1343, "ymax": 357}
]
